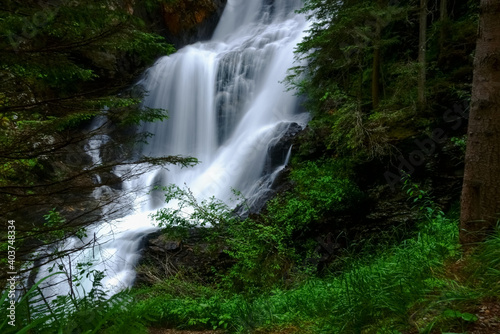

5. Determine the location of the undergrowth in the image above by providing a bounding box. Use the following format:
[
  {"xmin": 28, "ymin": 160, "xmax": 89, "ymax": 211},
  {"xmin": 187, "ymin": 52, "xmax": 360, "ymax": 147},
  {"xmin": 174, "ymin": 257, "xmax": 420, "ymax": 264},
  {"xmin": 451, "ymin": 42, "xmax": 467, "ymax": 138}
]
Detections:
[
  {"xmin": 4, "ymin": 186, "xmax": 500, "ymax": 333},
  {"xmin": 136, "ymin": 180, "xmax": 500, "ymax": 333},
  {"xmin": 136, "ymin": 203, "xmax": 463, "ymax": 333},
  {"xmin": 0, "ymin": 268, "xmax": 150, "ymax": 334}
]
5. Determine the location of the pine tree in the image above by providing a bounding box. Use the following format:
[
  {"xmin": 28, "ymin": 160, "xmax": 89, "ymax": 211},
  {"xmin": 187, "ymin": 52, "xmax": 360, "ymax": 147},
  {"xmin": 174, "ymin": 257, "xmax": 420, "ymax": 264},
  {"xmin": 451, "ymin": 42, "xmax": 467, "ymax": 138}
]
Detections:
[
  {"xmin": 0, "ymin": 0, "xmax": 196, "ymax": 279},
  {"xmin": 460, "ymin": 0, "xmax": 500, "ymax": 245}
]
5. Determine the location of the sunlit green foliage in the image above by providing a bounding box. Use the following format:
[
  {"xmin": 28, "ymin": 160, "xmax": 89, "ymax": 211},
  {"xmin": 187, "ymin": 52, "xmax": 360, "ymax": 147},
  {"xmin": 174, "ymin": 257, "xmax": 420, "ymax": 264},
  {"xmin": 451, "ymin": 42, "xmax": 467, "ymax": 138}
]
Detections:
[
  {"xmin": 267, "ymin": 159, "xmax": 363, "ymax": 229},
  {"xmin": 150, "ymin": 160, "xmax": 363, "ymax": 292},
  {"xmin": 6, "ymin": 208, "xmax": 500, "ymax": 333},
  {"xmin": 141, "ymin": 198, "xmax": 465, "ymax": 333}
]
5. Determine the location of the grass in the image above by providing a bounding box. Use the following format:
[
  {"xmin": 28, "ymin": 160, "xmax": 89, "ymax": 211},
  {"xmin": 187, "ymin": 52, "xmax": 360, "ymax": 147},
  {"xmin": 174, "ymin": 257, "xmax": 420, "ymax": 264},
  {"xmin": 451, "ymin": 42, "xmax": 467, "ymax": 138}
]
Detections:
[
  {"xmin": 135, "ymin": 211, "xmax": 500, "ymax": 333},
  {"xmin": 135, "ymin": 210, "xmax": 464, "ymax": 333},
  {"xmin": 4, "ymin": 208, "xmax": 500, "ymax": 333}
]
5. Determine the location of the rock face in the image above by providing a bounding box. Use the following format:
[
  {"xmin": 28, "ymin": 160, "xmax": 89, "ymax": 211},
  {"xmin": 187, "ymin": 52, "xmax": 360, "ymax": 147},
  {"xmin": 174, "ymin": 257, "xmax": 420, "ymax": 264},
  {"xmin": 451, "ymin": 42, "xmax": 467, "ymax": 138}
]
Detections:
[
  {"xmin": 243, "ymin": 122, "xmax": 303, "ymax": 213},
  {"xmin": 161, "ymin": 0, "xmax": 227, "ymax": 47},
  {"xmin": 260, "ymin": 122, "xmax": 302, "ymax": 176},
  {"xmin": 80, "ymin": 0, "xmax": 227, "ymax": 81},
  {"xmin": 132, "ymin": 0, "xmax": 227, "ymax": 49},
  {"xmin": 135, "ymin": 229, "xmax": 232, "ymax": 286}
]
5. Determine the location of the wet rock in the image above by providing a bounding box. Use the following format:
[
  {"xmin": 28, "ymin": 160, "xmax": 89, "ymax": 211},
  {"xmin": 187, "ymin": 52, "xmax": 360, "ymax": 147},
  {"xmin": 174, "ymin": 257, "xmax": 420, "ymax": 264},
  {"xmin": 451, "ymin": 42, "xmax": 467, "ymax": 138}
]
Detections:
[
  {"xmin": 263, "ymin": 122, "xmax": 302, "ymax": 174},
  {"xmin": 149, "ymin": 234, "xmax": 181, "ymax": 252},
  {"xmin": 135, "ymin": 228, "xmax": 233, "ymax": 286},
  {"xmin": 160, "ymin": 0, "xmax": 227, "ymax": 47},
  {"xmin": 81, "ymin": 50, "xmax": 118, "ymax": 78},
  {"xmin": 132, "ymin": 0, "xmax": 227, "ymax": 49},
  {"xmin": 99, "ymin": 171, "xmax": 122, "ymax": 190},
  {"xmin": 244, "ymin": 122, "xmax": 302, "ymax": 213}
]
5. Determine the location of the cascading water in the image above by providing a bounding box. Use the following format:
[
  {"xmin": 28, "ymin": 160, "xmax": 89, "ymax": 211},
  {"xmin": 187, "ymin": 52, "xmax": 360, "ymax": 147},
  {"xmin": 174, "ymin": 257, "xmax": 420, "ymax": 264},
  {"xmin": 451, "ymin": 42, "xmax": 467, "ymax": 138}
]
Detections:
[{"xmin": 36, "ymin": 0, "xmax": 310, "ymax": 297}]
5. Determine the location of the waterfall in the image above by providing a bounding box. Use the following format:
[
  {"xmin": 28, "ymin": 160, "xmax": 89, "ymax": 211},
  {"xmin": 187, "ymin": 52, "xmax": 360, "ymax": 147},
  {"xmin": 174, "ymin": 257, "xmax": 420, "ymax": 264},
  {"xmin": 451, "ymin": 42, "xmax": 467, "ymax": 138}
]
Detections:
[{"xmin": 36, "ymin": 0, "xmax": 310, "ymax": 297}]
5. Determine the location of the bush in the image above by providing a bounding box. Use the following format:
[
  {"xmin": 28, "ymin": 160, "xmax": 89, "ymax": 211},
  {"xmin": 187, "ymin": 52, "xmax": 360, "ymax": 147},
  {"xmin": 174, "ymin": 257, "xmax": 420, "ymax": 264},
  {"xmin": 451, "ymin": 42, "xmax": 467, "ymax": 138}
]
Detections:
[
  {"xmin": 138, "ymin": 207, "xmax": 460, "ymax": 333},
  {"xmin": 150, "ymin": 159, "xmax": 363, "ymax": 292},
  {"xmin": 267, "ymin": 159, "xmax": 364, "ymax": 229}
]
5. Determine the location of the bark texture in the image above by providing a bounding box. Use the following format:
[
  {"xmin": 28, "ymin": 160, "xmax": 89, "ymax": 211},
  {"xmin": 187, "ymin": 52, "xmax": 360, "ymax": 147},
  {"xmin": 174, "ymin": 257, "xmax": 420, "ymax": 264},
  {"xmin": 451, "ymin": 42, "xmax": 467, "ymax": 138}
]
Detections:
[
  {"xmin": 417, "ymin": 0, "xmax": 427, "ymax": 109},
  {"xmin": 371, "ymin": 5, "xmax": 382, "ymax": 109},
  {"xmin": 439, "ymin": 0, "xmax": 447, "ymax": 55},
  {"xmin": 460, "ymin": 0, "xmax": 500, "ymax": 245}
]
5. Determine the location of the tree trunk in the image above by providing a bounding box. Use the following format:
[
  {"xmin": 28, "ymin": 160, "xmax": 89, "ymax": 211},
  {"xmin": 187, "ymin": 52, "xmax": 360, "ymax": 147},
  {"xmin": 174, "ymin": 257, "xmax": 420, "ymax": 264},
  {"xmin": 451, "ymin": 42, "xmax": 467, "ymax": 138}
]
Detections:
[
  {"xmin": 460, "ymin": 0, "xmax": 500, "ymax": 245},
  {"xmin": 371, "ymin": 0, "xmax": 383, "ymax": 109},
  {"xmin": 417, "ymin": 0, "xmax": 427, "ymax": 109},
  {"xmin": 439, "ymin": 0, "xmax": 448, "ymax": 56},
  {"xmin": 440, "ymin": 0, "xmax": 447, "ymax": 19}
]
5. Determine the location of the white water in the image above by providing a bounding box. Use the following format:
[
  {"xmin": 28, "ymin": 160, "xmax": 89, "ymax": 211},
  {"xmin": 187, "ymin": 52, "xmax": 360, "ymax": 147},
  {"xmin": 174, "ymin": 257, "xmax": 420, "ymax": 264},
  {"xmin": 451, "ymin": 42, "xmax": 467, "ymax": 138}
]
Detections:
[{"xmin": 36, "ymin": 0, "xmax": 310, "ymax": 297}]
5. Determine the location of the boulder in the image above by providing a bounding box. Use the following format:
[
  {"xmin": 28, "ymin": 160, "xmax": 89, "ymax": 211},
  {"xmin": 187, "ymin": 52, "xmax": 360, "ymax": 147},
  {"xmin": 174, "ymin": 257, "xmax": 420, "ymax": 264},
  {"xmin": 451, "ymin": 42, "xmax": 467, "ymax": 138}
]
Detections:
[{"xmin": 135, "ymin": 228, "xmax": 233, "ymax": 286}]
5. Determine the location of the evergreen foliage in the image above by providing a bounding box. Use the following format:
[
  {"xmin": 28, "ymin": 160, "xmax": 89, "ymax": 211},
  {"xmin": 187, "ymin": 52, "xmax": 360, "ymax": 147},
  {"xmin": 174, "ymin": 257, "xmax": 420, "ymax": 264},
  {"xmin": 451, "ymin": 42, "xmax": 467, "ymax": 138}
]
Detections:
[
  {"xmin": 0, "ymin": 0, "xmax": 489, "ymax": 333},
  {"xmin": 0, "ymin": 0, "xmax": 196, "ymax": 280},
  {"xmin": 288, "ymin": 0, "xmax": 477, "ymax": 159}
]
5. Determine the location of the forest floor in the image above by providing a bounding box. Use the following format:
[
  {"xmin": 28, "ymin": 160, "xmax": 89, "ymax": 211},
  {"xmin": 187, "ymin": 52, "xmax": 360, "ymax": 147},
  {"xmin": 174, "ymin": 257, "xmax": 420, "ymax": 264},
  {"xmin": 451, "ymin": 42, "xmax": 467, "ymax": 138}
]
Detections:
[
  {"xmin": 447, "ymin": 256, "xmax": 500, "ymax": 334},
  {"xmin": 149, "ymin": 329, "xmax": 222, "ymax": 334},
  {"xmin": 467, "ymin": 300, "xmax": 500, "ymax": 334}
]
